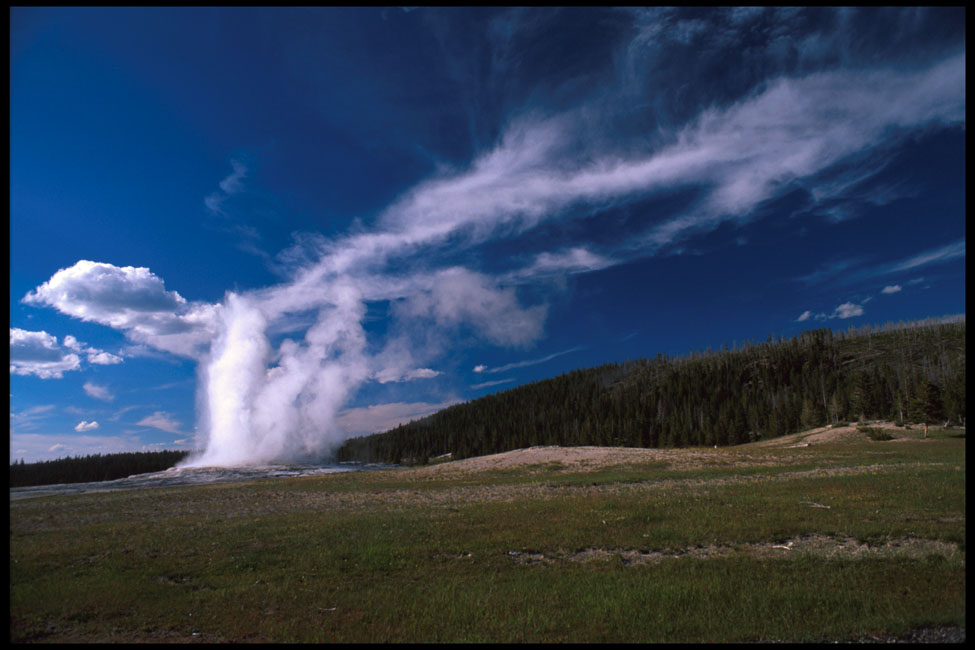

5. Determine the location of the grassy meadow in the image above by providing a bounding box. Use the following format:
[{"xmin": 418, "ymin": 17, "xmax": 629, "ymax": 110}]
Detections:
[{"xmin": 9, "ymin": 425, "xmax": 965, "ymax": 642}]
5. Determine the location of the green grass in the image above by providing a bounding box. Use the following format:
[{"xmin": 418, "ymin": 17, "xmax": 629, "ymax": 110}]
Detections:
[{"xmin": 10, "ymin": 432, "xmax": 965, "ymax": 642}]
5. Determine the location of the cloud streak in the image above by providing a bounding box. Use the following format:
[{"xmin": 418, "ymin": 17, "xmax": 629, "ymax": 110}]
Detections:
[
  {"xmin": 9, "ymin": 404, "xmax": 57, "ymax": 434},
  {"xmin": 471, "ymin": 378, "xmax": 516, "ymax": 390},
  {"xmin": 476, "ymin": 346, "xmax": 585, "ymax": 374},
  {"xmin": 798, "ymin": 238, "xmax": 966, "ymax": 289},
  {"xmin": 266, "ymin": 51, "xmax": 963, "ymax": 293},
  {"xmin": 205, "ymin": 159, "xmax": 248, "ymax": 215},
  {"xmin": 889, "ymin": 240, "xmax": 965, "ymax": 273},
  {"xmin": 136, "ymin": 411, "xmax": 184, "ymax": 434}
]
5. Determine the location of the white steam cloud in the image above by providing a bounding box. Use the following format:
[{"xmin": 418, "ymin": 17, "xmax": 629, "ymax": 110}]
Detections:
[{"xmin": 189, "ymin": 281, "xmax": 373, "ymax": 466}]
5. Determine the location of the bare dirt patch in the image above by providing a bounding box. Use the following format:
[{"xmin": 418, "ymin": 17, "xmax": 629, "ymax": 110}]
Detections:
[
  {"xmin": 405, "ymin": 445, "xmax": 680, "ymax": 476},
  {"xmin": 400, "ymin": 444, "xmax": 796, "ymax": 480},
  {"xmin": 399, "ymin": 421, "xmax": 939, "ymax": 481},
  {"xmin": 748, "ymin": 420, "xmax": 942, "ymax": 448},
  {"xmin": 504, "ymin": 534, "xmax": 963, "ymax": 566}
]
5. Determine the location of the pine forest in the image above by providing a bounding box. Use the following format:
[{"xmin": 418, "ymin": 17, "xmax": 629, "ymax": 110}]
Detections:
[{"xmin": 335, "ymin": 317, "xmax": 966, "ymax": 465}]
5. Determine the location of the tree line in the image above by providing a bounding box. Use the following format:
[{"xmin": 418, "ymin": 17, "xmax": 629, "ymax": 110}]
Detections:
[
  {"xmin": 335, "ymin": 316, "xmax": 965, "ymax": 465},
  {"xmin": 10, "ymin": 450, "xmax": 191, "ymax": 488}
]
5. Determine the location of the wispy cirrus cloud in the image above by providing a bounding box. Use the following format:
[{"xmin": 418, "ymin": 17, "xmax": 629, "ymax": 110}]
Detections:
[
  {"xmin": 796, "ymin": 239, "xmax": 965, "ymax": 290},
  {"xmin": 109, "ymin": 404, "xmax": 150, "ymax": 422},
  {"xmin": 796, "ymin": 259, "xmax": 859, "ymax": 286},
  {"xmin": 503, "ymin": 247, "xmax": 615, "ymax": 283},
  {"xmin": 135, "ymin": 411, "xmax": 184, "ymax": 434},
  {"xmin": 391, "ymin": 267, "xmax": 547, "ymax": 348},
  {"xmin": 471, "ymin": 378, "xmax": 517, "ymax": 390},
  {"xmin": 202, "ymin": 158, "xmax": 280, "ymax": 266},
  {"xmin": 474, "ymin": 345, "xmax": 585, "ymax": 374},
  {"xmin": 275, "ymin": 51, "xmax": 963, "ymax": 293},
  {"xmin": 9, "ymin": 404, "xmax": 57, "ymax": 433},
  {"xmin": 889, "ymin": 239, "xmax": 965, "ymax": 273},
  {"xmin": 374, "ymin": 366, "xmax": 441, "ymax": 384},
  {"xmin": 205, "ymin": 159, "xmax": 247, "ymax": 216},
  {"xmin": 336, "ymin": 399, "xmax": 461, "ymax": 436}
]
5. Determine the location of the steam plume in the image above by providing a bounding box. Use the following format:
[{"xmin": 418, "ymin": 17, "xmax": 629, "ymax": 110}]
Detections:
[{"xmin": 182, "ymin": 281, "xmax": 370, "ymax": 467}]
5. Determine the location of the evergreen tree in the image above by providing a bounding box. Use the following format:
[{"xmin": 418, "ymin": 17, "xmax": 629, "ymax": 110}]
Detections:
[
  {"xmin": 850, "ymin": 371, "xmax": 874, "ymax": 421},
  {"xmin": 942, "ymin": 368, "xmax": 966, "ymax": 425},
  {"xmin": 828, "ymin": 393, "xmax": 842, "ymax": 424},
  {"xmin": 909, "ymin": 380, "xmax": 944, "ymax": 424},
  {"xmin": 800, "ymin": 395, "xmax": 825, "ymax": 430}
]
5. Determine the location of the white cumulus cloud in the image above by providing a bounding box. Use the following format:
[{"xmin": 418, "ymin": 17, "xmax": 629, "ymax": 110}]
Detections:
[
  {"xmin": 23, "ymin": 260, "xmax": 219, "ymax": 359},
  {"xmin": 83, "ymin": 381, "xmax": 114, "ymax": 402},
  {"xmin": 9, "ymin": 328, "xmax": 81, "ymax": 379},
  {"xmin": 87, "ymin": 350, "xmax": 124, "ymax": 365},
  {"xmin": 74, "ymin": 420, "xmax": 99, "ymax": 432},
  {"xmin": 63, "ymin": 334, "xmax": 124, "ymax": 365},
  {"xmin": 831, "ymin": 302, "xmax": 864, "ymax": 319}
]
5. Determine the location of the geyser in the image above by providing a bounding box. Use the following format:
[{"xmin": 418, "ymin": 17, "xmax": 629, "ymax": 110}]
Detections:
[{"xmin": 180, "ymin": 282, "xmax": 369, "ymax": 468}]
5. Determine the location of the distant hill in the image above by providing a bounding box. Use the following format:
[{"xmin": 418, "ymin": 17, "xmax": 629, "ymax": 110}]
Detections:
[{"xmin": 335, "ymin": 316, "xmax": 966, "ymax": 465}]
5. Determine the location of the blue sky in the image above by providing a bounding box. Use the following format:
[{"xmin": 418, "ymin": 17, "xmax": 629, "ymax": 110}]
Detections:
[{"xmin": 10, "ymin": 7, "xmax": 966, "ymax": 464}]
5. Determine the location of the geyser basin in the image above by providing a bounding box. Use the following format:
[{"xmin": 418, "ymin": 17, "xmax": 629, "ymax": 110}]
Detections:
[{"xmin": 9, "ymin": 460, "xmax": 397, "ymax": 500}]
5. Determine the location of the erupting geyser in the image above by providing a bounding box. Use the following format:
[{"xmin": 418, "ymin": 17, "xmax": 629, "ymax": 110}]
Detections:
[{"xmin": 180, "ymin": 280, "xmax": 370, "ymax": 468}]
